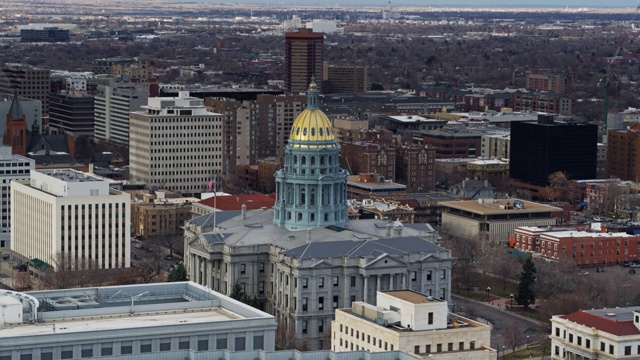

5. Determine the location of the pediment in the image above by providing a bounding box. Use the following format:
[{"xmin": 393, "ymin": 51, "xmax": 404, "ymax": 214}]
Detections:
[{"xmin": 365, "ymin": 253, "xmax": 406, "ymax": 268}]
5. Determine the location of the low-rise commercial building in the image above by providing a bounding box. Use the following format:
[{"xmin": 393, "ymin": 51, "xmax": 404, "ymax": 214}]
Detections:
[
  {"xmin": 0, "ymin": 282, "xmax": 276, "ymax": 360},
  {"xmin": 551, "ymin": 306, "xmax": 640, "ymax": 359},
  {"xmin": 332, "ymin": 290, "xmax": 495, "ymax": 360}
]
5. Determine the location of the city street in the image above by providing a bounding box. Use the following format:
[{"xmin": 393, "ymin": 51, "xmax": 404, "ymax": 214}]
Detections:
[{"xmin": 452, "ymin": 294, "xmax": 547, "ymax": 351}]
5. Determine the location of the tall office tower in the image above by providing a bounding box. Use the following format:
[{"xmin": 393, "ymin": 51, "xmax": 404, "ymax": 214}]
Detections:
[
  {"xmin": 510, "ymin": 115, "xmax": 597, "ymax": 187},
  {"xmin": 285, "ymin": 30, "xmax": 324, "ymax": 94},
  {"xmin": 129, "ymin": 91, "xmax": 223, "ymax": 194},
  {"xmin": 11, "ymin": 169, "xmax": 131, "ymax": 269},
  {"xmin": 0, "ymin": 146, "xmax": 34, "ymax": 235},
  {"xmin": 48, "ymin": 91, "xmax": 95, "ymax": 136},
  {"xmin": 206, "ymin": 94, "xmax": 305, "ymax": 175},
  {"xmin": 273, "ymin": 82, "xmax": 348, "ymax": 230},
  {"xmin": 0, "ymin": 63, "xmax": 51, "ymax": 115},
  {"xmin": 94, "ymin": 82, "xmax": 148, "ymax": 145}
]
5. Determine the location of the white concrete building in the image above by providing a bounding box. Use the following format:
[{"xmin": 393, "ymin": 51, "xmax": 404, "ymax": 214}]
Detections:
[
  {"xmin": 332, "ymin": 290, "xmax": 496, "ymax": 360},
  {"xmin": 10, "ymin": 169, "xmax": 131, "ymax": 269},
  {"xmin": 129, "ymin": 91, "xmax": 224, "ymax": 194},
  {"xmin": 94, "ymin": 82, "xmax": 148, "ymax": 145},
  {"xmin": 0, "ymin": 146, "xmax": 34, "ymax": 238},
  {"xmin": 0, "ymin": 281, "xmax": 276, "ymax": 360},
  {"xmin": 551, "ymin": 306, "xmax": 640, "ymax": 359}
]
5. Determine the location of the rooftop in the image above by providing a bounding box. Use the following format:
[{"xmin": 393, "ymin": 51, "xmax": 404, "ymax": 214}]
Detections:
[
  {"xmin": 440, "ymin": 198, "xmax": 562, "ymax": 215},
  {"xmin": 383, "ymin": 290, "xmax": 442, "ymax": 304},
  {"xmin": 0, "ymin": 282, "xmax": 273, "ymax": 338},
  {"xmin": 560, "ymin": 307, "xmax": 640, "ymax": 336},
  {"xmin": 40, "ymin": 169, "xmax": 103, "ymax": 183}
]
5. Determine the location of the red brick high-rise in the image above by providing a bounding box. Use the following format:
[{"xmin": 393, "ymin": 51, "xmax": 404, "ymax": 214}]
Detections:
[
  {"xmin": 285, "ymin": 30, "xmax": 323, "ymax": 94},
  {"xmin": 4, "ymin": 93, "xmax": 26, "ymax": 156}
]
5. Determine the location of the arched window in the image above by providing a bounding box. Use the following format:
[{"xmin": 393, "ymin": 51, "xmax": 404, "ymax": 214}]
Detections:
[
  {"xmin": 310, "ymin": 188, "xmax": 315, "ymax": 205},
  {"xmin": 303, "ymin": 128, "xmax": 307, "ymax": 136},
  {"xmin": 311, "ymin": 128, "xmax": 315, "ymax": 136},
  {"xmin": 319, "ymin": 128, "xmax": 323, "ymax": 137},
  {"xmin": 320, "ymin": 156, "xmax": 325, "ymax": 165},
  {"xmin": 293, "ymin": 155, "xmax": 298, "ymax": 165},
  {"xmin": 311, "ymin": 156, "xmax": 316, "ymax": 165},
  {"xmin": 300, "ymin": 188, "xmax": 306, "ymax": 205},
  {"xmin": 301, "ymin": 156, "xmax": 306, "ymax": 165}
]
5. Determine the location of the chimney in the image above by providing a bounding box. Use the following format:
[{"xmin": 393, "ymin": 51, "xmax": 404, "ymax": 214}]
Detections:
[
  {"xmin": 89, "ymin": 163, "xmax": 94, "ymax": 174},
  {"xmin": 241, "ymin": 204, "xmax": 247, "ymax": 220}
]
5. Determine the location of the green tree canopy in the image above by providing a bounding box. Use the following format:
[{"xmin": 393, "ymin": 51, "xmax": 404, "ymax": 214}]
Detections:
[
  {"xmin": 167, "ymin": 263, "xmax": 187, "ymax": 282},
  {"xmin": 515, "ymin": 257, "xmax": 537, "ymax": 308}
]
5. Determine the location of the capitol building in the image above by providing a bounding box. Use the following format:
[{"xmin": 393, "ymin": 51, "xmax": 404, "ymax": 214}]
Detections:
[{"xmin": 183, "ymin": 83, "xmax": 452, "ymax": 350}]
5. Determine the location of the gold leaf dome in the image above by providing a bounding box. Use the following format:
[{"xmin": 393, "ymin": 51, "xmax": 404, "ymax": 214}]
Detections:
[{"xmin": 288, "ymin": 81, "xmax": 335, "ymax": 144}]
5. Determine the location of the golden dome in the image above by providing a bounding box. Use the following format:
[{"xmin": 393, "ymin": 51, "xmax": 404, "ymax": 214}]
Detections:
[
  {"xmin": 288, "ymin": 80, "xmax": 336, "ymax": 144},
  {"xmin": 289, "ymin": 108, "xmax": 335, "ymax": 142}
]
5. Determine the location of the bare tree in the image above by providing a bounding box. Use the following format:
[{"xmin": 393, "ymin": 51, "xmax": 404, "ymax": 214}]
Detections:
[
  {"xmin": 503, "ymin": 321, "xmax": 523, "ymax": 355},
  {"xmin": 275, "ymin": 323, "xmax": 297, "ymax": 350},
  {"xmin": 14, "ymin": 271, "xmax": 32, "ymax": 291},
  {"xmin": 451, "ymin": 236, "xmax": 479, "ymax": 295},
  {"xmin": 492, "ymin": 249, "xmax": 521, "ymax": 291}
]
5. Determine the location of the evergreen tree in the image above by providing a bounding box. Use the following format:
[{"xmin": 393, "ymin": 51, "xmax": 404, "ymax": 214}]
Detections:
[
  {"xmin": 167, "ymin": 263, "xmax": 187, "ymax": 282},
  {"xmin": 515, "ymin": 257, "xmax": 537, "ymax": 308}
]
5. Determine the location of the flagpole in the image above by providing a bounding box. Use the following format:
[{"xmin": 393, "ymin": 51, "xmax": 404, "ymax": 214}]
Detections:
[{"xmin": 213, "ymin": 175, "xmax": 217, "ymax": 232}]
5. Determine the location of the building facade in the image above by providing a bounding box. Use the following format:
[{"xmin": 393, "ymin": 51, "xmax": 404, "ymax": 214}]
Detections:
[
  {"xmin": 510, "ymin": 115, "xmax": 597, "ymax": 187},
  {"xmin": 11, "ymin": 169, "xmax": 131, "ymax": 269},
  {"xmin": 0, "ymin": 64, "xmax": 51, "ymax": 115},
  {"xmin": 332, "ymin": 291, "xmax": 495, "ymax": 360},
  {"xmin": 551, "ymin": 306, "xmax": 640, "ymax": 359},
  {"xmin": 440, "ymin": 198, "xmax": 562, "ymax": 243},
  {"xmin": 323, "ymin": 63, "xmax": 367, "ymax": 94},
  {"xmin": 129, "ymin": 92, "xmax": 223, "ymax": 194},
  {"xmin": 285, "ymin": 30, "xmax": 324, "ymax": 94},
  {"xmin": 0, "ymin": 146, "xmax": 34, "ymax": 236},
  {"xmin": 94, "ymin": 82, "xmax": 148, "ymax": 145},
  {"xmin": 513, "ymin": 226, "xmax": 640, "ymax": 267},
  {"xmin": 48, "ymin": 92, "xmax": 95, "ymax": 137},
  {"xmin": 0, "ymin": 282, "xmax": 276, "ymax": 360},
  {"xmin": 607, "ymin": 125, "xmax": 640, "ymax": 182},
  {"xmin": 130, "ymin": 190, "xmax": 193, "ymax": 237}
]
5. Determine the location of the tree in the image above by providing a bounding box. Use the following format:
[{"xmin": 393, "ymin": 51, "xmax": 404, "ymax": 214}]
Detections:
[
  {"xmin": 230, "ymin": 281, "xmax": 259, "ymax": 308},
  {"xmin": 167, "ymin": 263, "xmax": 187, "ymax": 282},
  {"xmin": 503, "ymin": 321, "xmax": 523, "ymax": 355},
  {"xmin": 14, "ymin": 271, "xmax": 32, "ymax": 291},
  {"xmin": 515, "ymin": 257, "xmax": 536, "ymax": 308}
]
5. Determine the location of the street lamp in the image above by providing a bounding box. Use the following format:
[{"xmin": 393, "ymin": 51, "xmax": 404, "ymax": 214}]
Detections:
[
  {"xmin": 502, "ymin": 345, "xmax": 505, "ymax": 360},
  {"xmin": 527, "ymin": 335, "xmax": 529, "ymax": 348},
  {"xmin": 510, "ymin": 293, "xmax": 514, "ymax": 309},
  {"xmin": 486, "ymin": 286, "xmax": 491, "ymax": 302}
]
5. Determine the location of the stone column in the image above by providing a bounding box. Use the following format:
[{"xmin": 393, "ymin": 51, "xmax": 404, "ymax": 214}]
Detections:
[
  {"xmin": 401, "ymin": 273, "xmax": 406, "ymax": 289},
  {"xmin": 363, "ymin": 275, "xmax": 368, "ymax": 303}
]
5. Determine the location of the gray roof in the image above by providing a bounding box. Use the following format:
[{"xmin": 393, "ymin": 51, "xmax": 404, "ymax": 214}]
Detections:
[
  {"xmin": 585, "ymin": 307, "xmax": 640, "ymax": 322},
  {"xmin": 283, "ymin": 237, "xmax": 445, "ymax": 260},
  {"xmin": 8, "ymin": 92, "xmax": 24, "ymax": 119},
  {"xmin": 189, "ymin": 208, "xmax": 444, "ymax": 253}
]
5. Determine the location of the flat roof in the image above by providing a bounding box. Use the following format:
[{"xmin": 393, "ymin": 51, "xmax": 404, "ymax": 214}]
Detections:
[
  {"xmin": 440, "ymin": 198, "xmax": 562, "ymax": 215},
  {"xmin": 383, "ymin": 290, "xmax": 441, "ymax": 304},
  {"xmin": 543, "ymin": 230, "xmax": 635, "ymax": 239},
  {"xmin": 40, "ymin": 169, "xmax": 103, "ymax": 183}
]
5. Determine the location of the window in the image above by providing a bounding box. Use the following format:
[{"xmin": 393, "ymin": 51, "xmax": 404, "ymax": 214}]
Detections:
[
  {"xmin": 160, "ymin": 340, "xmax": 171, "ymax": 351},
  {"xmin": 610, "ymin": 344, "xmax": 614, "ymax": 355},
  {"xmin": 470, "ymin": 341, "xmax": 475, "ymax": 350},
  {"xmin": 333, "ymin": 276, "xmax": 339, "ymax": 286},
  {"xmin": 625, "ymin": 346, "xmax": 631, "ymax": 356},
  {"xmin": 437, "ymin": 344, "xmax": 442, "ymax": 352},
  {"xmin": 440, "ymin": 270, "xmax": 446, "ymax": 279},
  {"xmin": 459, "ymin": 342, "xmax": 464, "ymax": 350},
  {"xmin": 427, "ymin": 270, "xmax": 432, "ymax": 281},
  {"xmin": 426, "ymin": 344, "xmax": 431, "ymax": 353},
  {"xmin": 600, "ymin": 342, "xmax": 605, "ymax": 352},
  {"xmin": 448, "ymin": 343, "xmax": 453, "ymax": 351},
  {"xmin": 259, "ymin": 281, "xmax": 265, "ymax": 294},
  {"xmin": 415, "ymin": 345, "xmax": 420, "ymax": 354},
  {"xmin": 216, "ymin": 338, "xmax": 227, "ymax": 350},
  {"xmin": 428, "ymin": 312, "xmax": 434, "ymax": 324},
  {"xmin": 569, "ymin": 334, "xmax": 573, "ymax": 343},
  {"xmin": 333, "ymin": 295, "xmax": 339, "ymax": 309},
  {"xmin": 319, "ymin": 296, "xmax": 324, "ymax": 310},
  {"xmin": 411, "ymin": 271, "xmax": 417, "ymax": 281},
  {"xmin": 140, "ymin": 341, "xmax": 152, "ymax": 353},
  {"xmin": 81, "ymin": 348, "xmax": 93, "ymax": 358},
  {"xmin": 555, "ymin": 327, "xmax": 560, "ymax": 337},
  {"xmin": 350, "ymin": 276, "xmax": 356, "ymax": 287},
  {"xmin": 302, "ymin": 278, "xmax": 308, "ymax": 289},
  {"xmin": 319, "ymin": 319, "xmax": 324, "ymax": 333},
  {"xmin": 586, "ymin": 339, "xmax": 590, "ymax": 349},
  {"xmin": 100, "ymin": 345, "xmax": 113, "ymax": 356},
  {"xmin": 303, "ymin": 297, "xmax": 308, "ymax": 311},
  {"xmin": 302, "ymin": 320, "xmax": 308, "ymax": 334},
  {"xmin": 319, "ymin": 277, "xmax": 324, "ymax": 288},
  {"xmin": 179, "ymin": 338, "xmax": 190, "ymax": 350},
  {"xmin": 240, "ymin": 263, "xmax": 246, "ymax": 274},
  {"xmin": 577, "ymin": 336, "xmax": 582, "ymax": 346},
  {"xmin": 121, "ymin": 343, "xmax": 132, "ymax": 355},
  {"xmin": 254, "ymin": 335, "xmax": 264, "ymax": 350},
  {"xmin": 259, "ymin": 262, "xmax": 264, "ymax": 273},
  {"xmin": 235, "ymin": 337, "xmax": 246, "ymax": 351}
]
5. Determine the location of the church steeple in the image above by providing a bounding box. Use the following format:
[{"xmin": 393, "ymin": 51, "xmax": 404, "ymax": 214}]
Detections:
[{"xmin": 4, "ymin": 92, "xmax": 27, "ymax": 156}]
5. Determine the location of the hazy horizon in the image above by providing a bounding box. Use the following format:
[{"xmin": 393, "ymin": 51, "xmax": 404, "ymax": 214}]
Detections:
[{"xmin": 166, "ymin": 0, "xmax": 639, "ymax": 8}]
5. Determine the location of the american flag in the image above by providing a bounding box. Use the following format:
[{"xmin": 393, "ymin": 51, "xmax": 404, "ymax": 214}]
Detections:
[{"xmin": 207, "ymin": 176, "xmax": 216, "ymax": 192}]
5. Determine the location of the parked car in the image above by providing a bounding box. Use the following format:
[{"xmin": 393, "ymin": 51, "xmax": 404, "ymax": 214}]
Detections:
[
  {"xmin": 133, "ymin": 243, "xmax": 142, "ymax": 249},
  {"xmin": 164, "ymin": 255, "xmax": 173, "ymax": 260}
]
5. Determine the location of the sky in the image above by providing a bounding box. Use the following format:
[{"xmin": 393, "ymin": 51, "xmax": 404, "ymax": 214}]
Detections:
[{"xmin": 170, "ymin": 0, "xmax": 639, "ymax": 7}]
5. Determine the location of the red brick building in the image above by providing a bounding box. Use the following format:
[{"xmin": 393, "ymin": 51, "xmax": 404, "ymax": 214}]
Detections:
[
  {"xmin": 396, "ymin": 144, "xmax": 435, "ymax": 192},
  {"xmin": 514, "ymin": 226, "xmax": 640, "ymax": 267},
  {"xmin": 340, "ymin": 142, "xmax": 396, "ymax": 181}
]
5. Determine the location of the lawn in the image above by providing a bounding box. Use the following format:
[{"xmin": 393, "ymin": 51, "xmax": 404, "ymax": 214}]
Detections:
[{"xmin": 502, "ymin": 345, "xmax": 550, "ymax": 359}]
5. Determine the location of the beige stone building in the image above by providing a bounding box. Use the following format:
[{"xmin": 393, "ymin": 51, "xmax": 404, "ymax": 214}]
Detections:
[
  {"xmin": 439, "ymin": 198, "xmax": 562, "ymax": 243},
  {"xmin": 129, "ymin": 189, "xmax": 195, "ymax": 237},
  {"xmin": 332, "ymin": 290, "xmax": 496, "ymax": 360}
]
